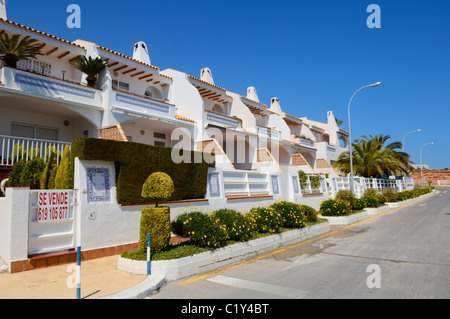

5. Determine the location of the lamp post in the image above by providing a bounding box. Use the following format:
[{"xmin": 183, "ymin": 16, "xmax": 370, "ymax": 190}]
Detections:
[
  {"xmin": 348, "ymin": 82, "xmax": 381, "ymax": 194},
  {"xmin": 420, "ymin": 142, "xmax": 434, "ymax": 187},
  {"xmin": 402, "ymin": 129, "xmax": 421, "ymax": 152}
]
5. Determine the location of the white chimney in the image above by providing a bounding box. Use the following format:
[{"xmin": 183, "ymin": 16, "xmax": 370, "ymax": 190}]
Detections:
[
  {"xmin": 0, "ymin": 0, "xmax": 7, "ymax": 20},
  {"xmin": 247, "ymin": 86, "xmax": 259, "ymax": 103},
  {"xmin": 200, "ymin": 67, "xmax": 214, "ymax": 85},
  {"xmin": 132, "ymin": 41, "xmax": 151, "ymax": 65},
  {"xmin": 269, "ymin": 97, "xmax": 283, "ymax": 115}
]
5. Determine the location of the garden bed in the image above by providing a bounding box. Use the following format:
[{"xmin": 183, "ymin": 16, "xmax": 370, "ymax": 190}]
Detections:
[{"xmin": 118, "ymin": 220, "xmax": 330, "ymax": 280}]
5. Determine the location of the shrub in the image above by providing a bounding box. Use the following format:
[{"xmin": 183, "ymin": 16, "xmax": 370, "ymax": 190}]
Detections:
[
  {"xmin": 55, "ymin": 146, "xmax": 72, "ymax": 189},
  {"xmin": 270, "ymin": 201, "xmax": 306, "ymax": 228},
  {"xmin": 6, "ymin": 159, "xmax": 26, "ymax": 187},
  {"xmin": 139, "ymin": 207, "xmax": 171, "ymax": 253},
  {"xmin": 352, "ymin": 198, "xmax": 366, "ymax": 211},
  {"xmin": 363, "ymin": 188, "xmax": 379, "ymax": 198},
  {"xmin": 335, "ymin": 190, "xmax": 356, "ymax": 209},
  {"xmin": 71, "ymin": 138, "xmax": 213, "ymax": 205},
  {"xmin": 319, "ymin": 199, "xmax": 351, "ymax": 216},
  {"xmin": 19, "ymin": 157, "xmax": 45, "ymax": 189},
  {"xmin": 40, "ymin": 151, "xmax": 57, "ymax": 190},
  {"xmin": 171, "ymin": 211, "xmax": 228, "ymax": 248},
  {"xmin": 247, "ymin": 206, "xmax": 283, "ymax": 234},
  {"xmin": 300, "ymin": 205, "xmax": 318, "ymax": 222},
  {"xmin": 211, "ymin": 209, "xmax": 255, "ymax": 242},
  {"xmin": 141, "ymin": 172, "xmax": 174, "ymax": 207},
  {"xmin": 361, "ymin": 196, "xmax": 380, "ymax": 208},
  {"xmin": 381, "ymin": 188, "xmax": 398, "ymax": 202},
  {"xmin": 376, "ymin": 194, "xmax": 387, "ymax": 205}
]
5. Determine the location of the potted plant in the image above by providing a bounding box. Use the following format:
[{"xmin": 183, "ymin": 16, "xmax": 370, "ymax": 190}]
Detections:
[
  {"xmin": 0, "ymin": 33, "xmax": 43, "ymax": 68},
  {"xmin": 70, "ymin": 55, "xmax": 108, "ymax": 88}
]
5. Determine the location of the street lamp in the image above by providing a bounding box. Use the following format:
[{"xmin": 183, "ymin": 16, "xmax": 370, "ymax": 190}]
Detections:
[
  {"xmin": 402, "ymin": 129, "xmax": 421, "ymax": 152},
  {"xmin": 420, "ymin": 142, "xmax": 434, "ymax": 187},
  {"xmin": 348, "ymin": 82, "xmax": 381, "ymax": 194}
]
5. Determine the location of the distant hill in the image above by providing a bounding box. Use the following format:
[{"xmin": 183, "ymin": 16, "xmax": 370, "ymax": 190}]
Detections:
[{"xmin": 411, "ymin": 169, "xmax": 450, "ymax": 186}]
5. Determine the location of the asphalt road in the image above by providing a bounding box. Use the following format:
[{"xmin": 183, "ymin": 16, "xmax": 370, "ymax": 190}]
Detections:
[{"xmin": 149, "ymin": 188, "xmax": 449, "ymax": 300}]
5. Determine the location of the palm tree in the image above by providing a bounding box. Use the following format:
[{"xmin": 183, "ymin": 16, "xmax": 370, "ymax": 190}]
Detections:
[
  {"xmin": 70, "ymin": 55, "xmax": 108, "ymax": 87},
  {"xmin": 333, "ymin": 134, "xmax": 414, "ymax": 178},
  {"xmin": 0, "ymin": 33, "xmax": 43, "ymax": 68}
]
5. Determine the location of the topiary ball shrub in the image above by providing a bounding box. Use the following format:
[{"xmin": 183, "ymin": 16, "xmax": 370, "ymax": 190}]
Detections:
[
  {"xmin": 141, "ymin": 172, "xmax": 174, "ymax": 207},
  {"xmin": 211, "ymin": 208, "xmax": 255, "ymax": 242},
  {"xmin": 270, "ymin": 201, "xmax": 305, "ymax": 229},
  {"xmin": 139, "ymin": 207, "xmax": 171, "ymax": 253},
  {"xmin": 319, "ymin": 199, "xmax": 351, "ymax": 216},
  {"xmin": 247, "ymin": 206, "xmax": 283, "ymax": 234}
]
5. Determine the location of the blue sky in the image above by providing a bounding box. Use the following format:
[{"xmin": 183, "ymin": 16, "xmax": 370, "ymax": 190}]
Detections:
[{"xmin": 5, "ymin": 0, "xmax": 450, "ymax": 169}]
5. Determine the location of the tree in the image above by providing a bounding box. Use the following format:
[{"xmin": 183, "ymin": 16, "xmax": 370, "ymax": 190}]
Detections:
[
  {"xmin": 333, "ymin": 134, "xmax": 413, "ymax": 178},
  {"xmin": 70, "ymin": 55, "xmax": 107, "ymax": 87},
  {"xmin": 0, "ymin": 33, "xmax": 43, "ymax": 68}
]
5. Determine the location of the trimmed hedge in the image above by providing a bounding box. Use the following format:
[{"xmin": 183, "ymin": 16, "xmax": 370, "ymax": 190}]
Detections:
[
  {"xmin": 139, "ymin": 207, "xmax": 171, "ymax": 252},
  {"xmin": 71, "ymin": 138, "xmax": 214, "ymax": 205}
]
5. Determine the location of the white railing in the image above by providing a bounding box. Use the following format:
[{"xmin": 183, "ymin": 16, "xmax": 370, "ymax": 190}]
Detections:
[
  {"xmin": 331, "ymin": 176, "xmax": 416, "ymax": 197},
  {"xmin": 205, "ymin": 111, "xmax": 241, "ymax": 129},
  {"xmin": 0, "ymin": 67, "xmax": 102, "ymax": 107},
  {"xmin": 222, "ymin": 170, "xmax": 269, "ymax": 197},
  {"xmin": 0, "ymin": 135, "xmax": 71, "ymax": 167},
  {"xmin": 300, "ymin": 175, "xmax": 325, "ymax": 194},
  {"xmin": 113, "ymin": 89, "xmax": 176, "ymax": 120},
  {"xmin": 257, "ymin": 125, "xmax": 281, "ymax": 141}
]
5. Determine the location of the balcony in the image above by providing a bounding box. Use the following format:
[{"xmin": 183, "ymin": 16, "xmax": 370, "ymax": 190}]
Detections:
[
  {"xmin": 112, "ymin": 89, "xmax": 176, "ymax": 121},
  {"xmin": 256, "ymin": 125, "xmax": 281, "ymax": 141},
  {"xmin": 0, "ymin": 66, "xmax": 102, "ymax": 108},
  {"xmin": 205, "ymin": 110, "xmax": 241, "ymax": 129}
]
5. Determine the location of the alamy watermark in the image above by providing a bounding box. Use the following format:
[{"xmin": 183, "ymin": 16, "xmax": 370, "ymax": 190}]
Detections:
[
  {"xmin": 367, "ymin": 4, "xmax": 381, "ymax": 29},
  {"xmin": 67, "ymin": 4, "xmax": 81, "ymax": 29},
  {"xmin": 366, "ymin": 264, "xmax": 381, "ymax": 289}
]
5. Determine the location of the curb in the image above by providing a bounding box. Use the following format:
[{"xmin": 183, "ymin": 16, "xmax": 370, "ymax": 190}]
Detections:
[
  {"xmin": 116, "ymin": 222, "xmax": 331, "ymax": 283},
  {"xmin": 100, "ymin": 274, "xmax": 166, "ymax": 299}
]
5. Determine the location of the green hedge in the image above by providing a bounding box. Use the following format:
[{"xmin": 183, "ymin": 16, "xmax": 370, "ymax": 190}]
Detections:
[
  {"xmin": 139, "ymin": 207, "xmax": 171, "ymax": 252},
  {"xmin": 71, "ymin": 138, "xmax": 215, "ymax": 205}
]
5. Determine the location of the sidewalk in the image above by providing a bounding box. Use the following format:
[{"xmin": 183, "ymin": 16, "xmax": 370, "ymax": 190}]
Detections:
[{"xmin": 0, "ymin": 255, "xmax": 153, "ymax": 299}]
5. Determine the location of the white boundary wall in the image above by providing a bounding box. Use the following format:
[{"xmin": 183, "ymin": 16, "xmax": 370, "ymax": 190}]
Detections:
[{"xmin": 0, "ymin": 158, "xmax": 333, "ymax": 271}]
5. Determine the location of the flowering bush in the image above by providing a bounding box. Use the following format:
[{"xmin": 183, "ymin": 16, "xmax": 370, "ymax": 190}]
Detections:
[
  {"xmin": 270, "ymin": 201, "xmax": 306, "ymax": 228},
  {"xmin": 211, "ymin": 209, "xmax": 255, "ymax": 242},
  {"xmin": 381, "ymin": 188, "xmax": 398, "ymax": 202},
  {"xmin": 171, "ymin": 211, "xmax": 228, "ymax": 248},
  {"xmin": 360, "ymin": 196, "xmax": 380, "ymax": 208},
  {"xmin": 247, "ymin": 207, "xmax": 283, "ymax": 234},
  {"xmin": 319, "ymin": 199, "xmax": 351, "ymax": 216},
  {"xmin": 352, "ymin": 198, "xmax": 366, "ymax": 211},
  {"xmin": 335, "ymin": 190, "xmax": 357, "ymax": 209}
]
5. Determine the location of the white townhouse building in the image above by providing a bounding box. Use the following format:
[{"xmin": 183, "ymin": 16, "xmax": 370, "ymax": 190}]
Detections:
[{"xmin": 0, "ymin": 3, "xmax": 348, "ymax": 189}]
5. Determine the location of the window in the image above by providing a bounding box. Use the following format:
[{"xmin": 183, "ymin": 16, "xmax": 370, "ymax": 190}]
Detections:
[
  {"xmin": 154, "ymin": 141, "xmax": 165, "ymax": 147},
  {"xmin": 153, "ymin": 132, "xmax": 166, "ymax": 139},
  {"xmin": 11, "ymin": 122, "xmax": 58, "ymax": 141},
  {"xmin": 112, "ymin": 80, "xmax": 130, "ymax": 91}
]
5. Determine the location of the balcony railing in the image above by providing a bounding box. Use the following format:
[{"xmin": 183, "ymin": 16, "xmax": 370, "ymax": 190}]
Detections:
[
  {"xmin": 256, "ymin": 125, "xmax": 281, "ymax": 140},
  {"xmin": 205, "ymin": 111, "xmax": 241, "ymax": 129},
  {"xmin": 0, "ymin": 66, "xmax": 102, "ymax": 107},
  {"xmin": 112, "ymin": 89, "xmax": 176, "ymax": 120},
  {"xmin": 0, "ymin": 135, "xmax": 71, "ymax": 167}
]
